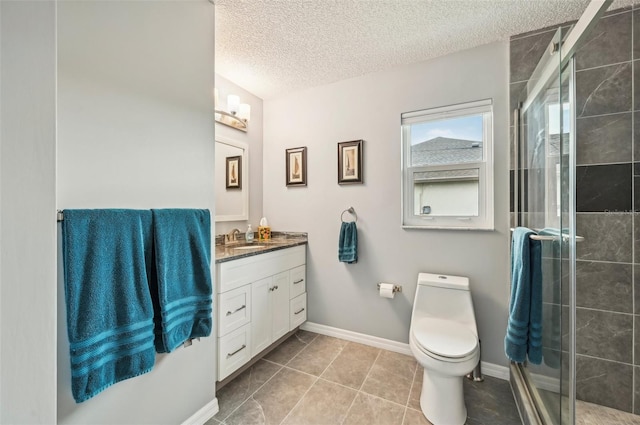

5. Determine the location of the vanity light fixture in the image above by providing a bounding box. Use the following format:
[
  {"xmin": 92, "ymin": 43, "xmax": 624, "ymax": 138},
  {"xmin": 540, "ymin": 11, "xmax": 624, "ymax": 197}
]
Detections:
[{"xmin": 214, "ymin": 88, "xmax": 250, "ymax": 132}]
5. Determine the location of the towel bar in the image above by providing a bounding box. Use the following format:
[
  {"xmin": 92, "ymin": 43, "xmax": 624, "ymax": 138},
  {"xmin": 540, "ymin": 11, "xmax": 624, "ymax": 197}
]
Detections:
[
  {"xmin": 509, "ymin": 228, "xmax": 584, "ymax": 242},
  {"xmin": 57, "ymin": 210, "xmax": 64, "ymax": 222},
  {"xmin": 341, "ymin": 206, "xmax": 357, "ymax": 223}
]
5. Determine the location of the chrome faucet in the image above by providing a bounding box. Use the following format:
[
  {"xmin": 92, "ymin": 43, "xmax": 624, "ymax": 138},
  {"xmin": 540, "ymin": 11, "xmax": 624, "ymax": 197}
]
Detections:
[{"xmin": 226, "ymin": 228, "xmax": 241, "ymax": 243}]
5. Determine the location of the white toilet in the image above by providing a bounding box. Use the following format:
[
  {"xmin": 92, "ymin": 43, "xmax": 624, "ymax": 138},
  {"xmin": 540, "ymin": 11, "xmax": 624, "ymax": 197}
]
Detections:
[{"xmin": 409, "ymin": 273, "xmax": 480, "ymax": 425}]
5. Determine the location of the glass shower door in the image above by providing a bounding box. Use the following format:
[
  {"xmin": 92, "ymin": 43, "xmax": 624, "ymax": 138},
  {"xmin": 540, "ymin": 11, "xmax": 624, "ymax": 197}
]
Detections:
[{"xmin": 517, "ymin": 27, "xmax": 575, "ymax": 425}]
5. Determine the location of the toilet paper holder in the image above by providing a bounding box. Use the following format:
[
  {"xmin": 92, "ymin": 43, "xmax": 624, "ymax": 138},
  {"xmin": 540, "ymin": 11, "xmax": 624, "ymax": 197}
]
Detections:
[{"xmin": 376, "ymin": 283, "xmax": 402, "ymax": 293}]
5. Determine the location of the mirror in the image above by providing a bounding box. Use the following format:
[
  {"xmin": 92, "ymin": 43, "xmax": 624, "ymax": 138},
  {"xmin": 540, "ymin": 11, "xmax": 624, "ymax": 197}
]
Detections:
[{"xmin": 215, "ymin": 136, "xmax": 249, "ymax": 222}]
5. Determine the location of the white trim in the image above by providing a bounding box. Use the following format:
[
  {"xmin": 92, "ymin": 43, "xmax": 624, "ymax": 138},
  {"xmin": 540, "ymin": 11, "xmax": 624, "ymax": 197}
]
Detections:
[
  {"xmin": 480, "ymin": 361, "xmax": 510, "ymax": 380},
  {"xmin": 180, "ymin": 398, "xmax": 219, "ymax": 425},
  {"xmin": 300, "ymin": 322, "xmax": 509, "ymax": 381},
  {"xmin": 401, "ymin": 98, "xmax": 493, "ymax": 122},
  {"xmin": 300, "ymin": 322, "xmax": 412, "ymax": 355}
]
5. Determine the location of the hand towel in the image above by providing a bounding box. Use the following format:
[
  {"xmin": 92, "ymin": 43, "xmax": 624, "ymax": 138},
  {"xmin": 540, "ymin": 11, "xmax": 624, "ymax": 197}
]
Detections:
[
  {"xmin": 151, "ymin": 209, "xmax": 212, "ymax": 353},
  {"xmin": 62, "ymin": 209, "xmax": 156, "ymax": 403},
  {"xmin": 505, "ymin": 227, "xmax": 542, "ymax": 364},
  {"xmin": 528, "ymin": 231, "xmax": 543, "ymax": 365},
  {"xmin": 338, "ymin": 221, "xmax": 358, "ymax": 263},
  {"xmin": 539, "ymin": 228, "xmax": 562, "ymax": 368}
]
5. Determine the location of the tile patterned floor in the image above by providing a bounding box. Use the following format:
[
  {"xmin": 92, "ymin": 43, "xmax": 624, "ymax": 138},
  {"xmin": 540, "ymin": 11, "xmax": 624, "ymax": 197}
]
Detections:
[{"xmin": 206, "ymin": 330, "xmax": 522, "ymax": 425}]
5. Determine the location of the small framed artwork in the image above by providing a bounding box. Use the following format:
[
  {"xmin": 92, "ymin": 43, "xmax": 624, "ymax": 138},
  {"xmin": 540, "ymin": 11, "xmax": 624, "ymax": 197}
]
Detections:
[
  {"xmin": 338, "ymin": 140, "xmax": 363, "ymax": 184},
  {"xmin": 286, "ymin": 147, "xmax": 307, "ymax": 186},
  {"xmin": 226, "ymin": 155, "xmax": 242, "ymax": 189}
]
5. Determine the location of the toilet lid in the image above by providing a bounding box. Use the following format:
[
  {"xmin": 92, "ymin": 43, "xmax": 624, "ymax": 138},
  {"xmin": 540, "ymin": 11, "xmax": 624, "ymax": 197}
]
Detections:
[{"xmin": 413, "ymin": 318, "xmax": 477, "ymax": 359}]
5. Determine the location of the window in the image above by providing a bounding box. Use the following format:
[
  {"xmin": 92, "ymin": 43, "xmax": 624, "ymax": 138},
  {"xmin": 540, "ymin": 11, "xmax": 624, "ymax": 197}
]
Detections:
[{"xmin": 401, "ymin": 99, "xmax": 494, "ymax": 229}]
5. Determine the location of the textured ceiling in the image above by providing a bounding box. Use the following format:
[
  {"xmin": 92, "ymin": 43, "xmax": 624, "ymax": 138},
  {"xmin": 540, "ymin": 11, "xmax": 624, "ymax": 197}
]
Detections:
[{"xmin": 215, "ymin": 0, "xmax": 637, "ymax": 100}]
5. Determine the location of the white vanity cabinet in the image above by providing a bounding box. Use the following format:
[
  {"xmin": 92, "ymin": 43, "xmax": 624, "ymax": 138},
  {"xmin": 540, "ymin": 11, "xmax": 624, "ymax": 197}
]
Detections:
[
  {"xmin": 251, "ymin": 271, "xmax": 290, "ymax": 356},
  {"xmin": 216, "ymin": 245, "xmax": 306, "ymax": 381}
]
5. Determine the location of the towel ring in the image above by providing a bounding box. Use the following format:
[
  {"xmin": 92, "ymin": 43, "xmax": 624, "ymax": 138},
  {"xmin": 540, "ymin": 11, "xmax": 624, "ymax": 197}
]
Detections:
[{"xmin": 341, "ymin": 207, "xmax": 357, "ymax": 223}]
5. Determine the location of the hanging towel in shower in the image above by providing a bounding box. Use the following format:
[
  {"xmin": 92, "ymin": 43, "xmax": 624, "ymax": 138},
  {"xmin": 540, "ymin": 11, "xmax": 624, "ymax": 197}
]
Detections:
[
  {"xmin": 339, "ymin": 221, "xmax": 358, "ymax": 263},
  {"xmin": 62, "ymin": 209, "xmax": 156, "ymax": 403},
  {"xmin": 151, "ymin": 209, "xmax": 212, "ymax": 353},
  {"xmin": 505, "ymin": 227, "xmax": 542, "ymax": 364},
  {"xmin": 539, "ymin": 228, "xmax": 562, "ymax": 368}
]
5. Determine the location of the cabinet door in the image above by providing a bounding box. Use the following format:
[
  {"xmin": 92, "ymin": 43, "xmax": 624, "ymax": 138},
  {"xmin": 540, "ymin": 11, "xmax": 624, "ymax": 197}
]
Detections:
[
  {"xmin": 251, "ymin": 276, "xmax": 272, "ymax": 357},
  {"xmin": 271, "ymin": 271, "xmax": 290, "ymax": 341}
]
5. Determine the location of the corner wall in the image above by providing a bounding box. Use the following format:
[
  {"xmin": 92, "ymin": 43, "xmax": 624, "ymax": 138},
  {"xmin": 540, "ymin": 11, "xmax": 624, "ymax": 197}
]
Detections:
[
  {"xmin": 56, "ymin": 2, "xmax": 216, "ymax": 423},
  {"xmin": 263, "ymin": 41, "xmax": 511, "ymax": 366},
  {"xmin": 0, "ymin": 2, "xmax": 57, "ymax": 423}
]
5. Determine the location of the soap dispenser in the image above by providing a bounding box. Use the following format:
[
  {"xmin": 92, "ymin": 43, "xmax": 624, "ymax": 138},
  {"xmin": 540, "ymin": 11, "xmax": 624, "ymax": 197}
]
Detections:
[{"xmin": 245, "ymin": 224, "xmax": 254, "ymax": 243}]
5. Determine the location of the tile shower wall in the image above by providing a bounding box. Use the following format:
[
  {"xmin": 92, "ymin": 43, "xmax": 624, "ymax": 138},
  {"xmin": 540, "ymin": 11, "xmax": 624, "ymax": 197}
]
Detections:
[{"xmin": 510, "ymin": 7, "xmax": 640, "ymax": 414}]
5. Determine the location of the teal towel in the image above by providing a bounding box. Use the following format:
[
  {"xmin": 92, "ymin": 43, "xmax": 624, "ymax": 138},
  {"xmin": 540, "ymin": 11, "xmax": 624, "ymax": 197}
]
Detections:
[
  {"xmin": 151, "ymin": 209, "xmax": 212, "ymax": 353},
  {"xmin": 539, "ymin": 228, "xmax": 562, "ymax": 368},
  {"xmin": 62, "ymin": 209, "xmax": 156, "ymax": 403},
  {"xmin": 505, "ymin": 227, "xmax": 542, "ymax": 364},
  {"xmin": 339, "ymin": 222, "xmax": 358, "ymax": 263}
]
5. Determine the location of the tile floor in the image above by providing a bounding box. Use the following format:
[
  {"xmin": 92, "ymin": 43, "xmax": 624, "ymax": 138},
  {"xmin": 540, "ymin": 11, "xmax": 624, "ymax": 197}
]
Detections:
[{"xmin": 207, "ymin": 330, "xmax": 522, "ymax": 425}]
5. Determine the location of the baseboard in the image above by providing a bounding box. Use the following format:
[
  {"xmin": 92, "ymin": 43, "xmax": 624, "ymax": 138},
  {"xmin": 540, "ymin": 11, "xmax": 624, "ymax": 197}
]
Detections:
[
  {"xmin": 480, "ymin": 361, "xmax": 510, "ymax": 380},
  {"xmin": 300, "ymin": 322, "xmax": 413, "ymax": 355},
  {"xmin": 300, "ymin": 321, "xmax": 509, "ymax": 381},
  {"xmin": 181, "ymin": 398, "xmax": 219, "ymax": 425}
]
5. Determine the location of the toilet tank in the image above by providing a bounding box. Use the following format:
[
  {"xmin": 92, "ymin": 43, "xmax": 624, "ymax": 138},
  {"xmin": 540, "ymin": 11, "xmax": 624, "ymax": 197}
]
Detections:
[{"xmin": 412, "ymin": 273, "xmax": 477, "ymax": 333}]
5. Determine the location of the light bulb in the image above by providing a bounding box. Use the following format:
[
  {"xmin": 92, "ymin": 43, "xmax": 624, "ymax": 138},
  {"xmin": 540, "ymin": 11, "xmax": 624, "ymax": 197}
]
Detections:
[
  {"xmin": 238, "ymin": 104, "xmax": 251, "ymax": 122},
  {"xmin": 227, "ymin": 95, "xmax": 240, "ymax": 115}
]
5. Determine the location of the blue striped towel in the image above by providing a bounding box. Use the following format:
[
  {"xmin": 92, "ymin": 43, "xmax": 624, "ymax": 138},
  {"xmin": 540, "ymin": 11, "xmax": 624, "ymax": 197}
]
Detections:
[
  {"xmin": 505, "ymin": 227, "xmax": 542, "ymax": 364},
  {"xmin": 61, "ymin": 209, "xmax": 156, "ymax": 403},
  {"xmin": 151, "ymin": 209, "xmax": 213, "ymax": 353}
]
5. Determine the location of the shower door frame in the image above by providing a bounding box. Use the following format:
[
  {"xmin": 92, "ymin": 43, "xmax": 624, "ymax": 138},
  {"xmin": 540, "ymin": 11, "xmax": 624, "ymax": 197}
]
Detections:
[{"xmin": 512, "ymin": 1, "xmax": 612, "ymax": 424}]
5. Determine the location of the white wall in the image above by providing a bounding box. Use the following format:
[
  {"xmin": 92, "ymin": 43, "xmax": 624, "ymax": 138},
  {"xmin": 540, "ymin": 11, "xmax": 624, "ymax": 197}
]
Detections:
[
  {"xmin": 56, "ymin": 2, "xmax": 216, "ymax": 424},
  {"xmin": 263, "ymin": 41, "xmax": 511, "ymax": 365},
  {"xmin": 215, "ymin": 75, "xmax": 263, "ymax": 234},
  {"xmin": 0, "ymin": 2, "xmax": 58, "ymax": 423}
]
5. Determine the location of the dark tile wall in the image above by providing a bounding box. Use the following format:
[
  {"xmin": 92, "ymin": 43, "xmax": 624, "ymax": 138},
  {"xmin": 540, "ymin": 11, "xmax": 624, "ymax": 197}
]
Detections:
[{"xmin": 510, "ymin": 7, "xmax": 640, "ymax": 415}]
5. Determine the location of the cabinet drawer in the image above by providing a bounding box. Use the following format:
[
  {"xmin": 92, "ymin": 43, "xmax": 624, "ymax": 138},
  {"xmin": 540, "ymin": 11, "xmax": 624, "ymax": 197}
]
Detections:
[
  {"xmin": 218, "ymin": 324, "xmax": 251, "ymax": 381},
  {"xmin": 289, "ymin": 265, "xmax": 306, "ymax": 299},
  {"xmin": 217, "ymin": 245, "xmax": 306, "ymax": 293},
  {"xmin": 290, "ymin": 293, "xmax": 307, "ymax": 330},
  {"xmin": 218, "ymin": 285, "xmax": 251, "ymax": 337}
]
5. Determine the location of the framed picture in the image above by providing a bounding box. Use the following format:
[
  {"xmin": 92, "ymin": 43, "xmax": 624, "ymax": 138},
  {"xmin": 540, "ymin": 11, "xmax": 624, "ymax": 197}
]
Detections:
[
  {"xmin": 286, "ymin": 147, "xmax": 307, "ymax": 186},
  {"xmin": 226, "ymin": 155, "xmax": 242, "ymax": 189},
  {"xmin": 338, "ymin": 140, "xmax": 363, "ymax": 184}
]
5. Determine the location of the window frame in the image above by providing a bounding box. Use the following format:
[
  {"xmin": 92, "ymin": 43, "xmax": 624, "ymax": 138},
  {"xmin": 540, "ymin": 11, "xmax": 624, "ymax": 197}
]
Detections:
[{"xmin": 401, "ymin": 99, "xmax": 494, "ymax": 230}]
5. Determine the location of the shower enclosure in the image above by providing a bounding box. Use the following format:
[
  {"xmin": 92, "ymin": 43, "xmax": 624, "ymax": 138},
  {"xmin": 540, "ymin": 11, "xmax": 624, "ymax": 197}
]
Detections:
[
  {"xmin": 514, "ymin": 26, "xmax": 575, "ymax": 425},
  {"xmin": 511, "ymin": 1, "xmax": 615, "ymax": 424}
]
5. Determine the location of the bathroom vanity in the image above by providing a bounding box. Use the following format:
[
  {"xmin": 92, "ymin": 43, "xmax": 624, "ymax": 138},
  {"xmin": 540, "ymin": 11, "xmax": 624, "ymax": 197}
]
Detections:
[{"xmin": 215, "ymin": 234, "xmax": 307, "ymax": 382}]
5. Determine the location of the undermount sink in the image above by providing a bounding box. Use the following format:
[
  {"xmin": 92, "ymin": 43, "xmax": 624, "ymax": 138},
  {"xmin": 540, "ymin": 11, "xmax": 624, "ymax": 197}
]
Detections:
[{"xmin": 231, "ymin": 245, "xmax": 266, "ymax": 250}]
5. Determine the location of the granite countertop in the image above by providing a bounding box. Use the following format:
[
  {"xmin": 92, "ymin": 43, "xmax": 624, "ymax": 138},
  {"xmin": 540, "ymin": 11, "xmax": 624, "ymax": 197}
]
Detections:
[{"xmin": 215, "ymin": 231, "xmax": 307, "ymax": 263}]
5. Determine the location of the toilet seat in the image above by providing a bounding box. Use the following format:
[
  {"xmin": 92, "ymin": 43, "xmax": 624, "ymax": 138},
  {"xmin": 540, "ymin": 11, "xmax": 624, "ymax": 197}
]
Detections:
[{"xmin": 412, "ymin": 317, "xmax": 478, "ymax": 361}]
